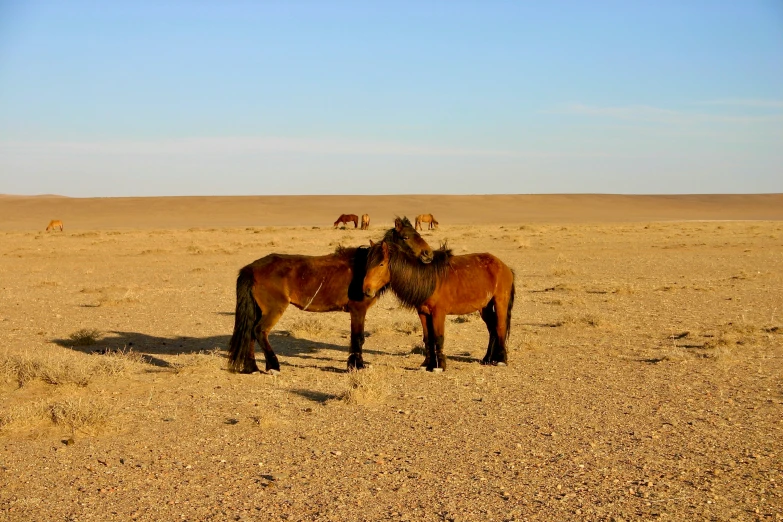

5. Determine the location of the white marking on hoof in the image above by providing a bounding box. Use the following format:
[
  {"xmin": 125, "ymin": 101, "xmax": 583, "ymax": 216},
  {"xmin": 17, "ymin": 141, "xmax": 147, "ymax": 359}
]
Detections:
[
  {"xmin": 267, "ymin": 369, "xmax": 280, "ymax": 376},
  {"xmin": 432, "ymin": 368, "xmax": 444, "ymax": 373},
  {"xmin": 495, "ymin": 362, "xmax": 507, "ymax": 367}
]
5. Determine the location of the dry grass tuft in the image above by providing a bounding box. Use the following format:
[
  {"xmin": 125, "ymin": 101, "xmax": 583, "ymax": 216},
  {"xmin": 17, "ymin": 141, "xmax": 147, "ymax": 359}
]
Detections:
[
  {"xmin": 552, "ymin": 314, "xmax": 602, "ymax": 328},
  {"xmin": 338, "ymin": 367, "xmax": 391, "ymax": 406},
  {"xmin": 68, "ymin": 328, "xmax": 101, "ymax": 346},
  {"xmin": 0, "ymin": 350, "xmax": 91, "ymax": 387},
  {"xmin": 1, "ymin": 347, "xmax": 148, "ymax": 387},
  {"xmin": 0, "ymin": 400, "xmax": 50, "ymax": 433},
  {"xmin": 92, "ymin": 348, "xmax": 149, "ymax": 375},
  {"xmin": 289, "ymin": 317, "xmax": 328, "ymax": 338},
  {"xmin": 393, "ymin": 319, "xmax": 420, "ymax": 335},
  {"xmin": 49, "ymin": 398, "xmax": 111, "ymax": 434},
  {"xmin": 167, "ymin": 349, "xmax": 223, "ymax": 374}
]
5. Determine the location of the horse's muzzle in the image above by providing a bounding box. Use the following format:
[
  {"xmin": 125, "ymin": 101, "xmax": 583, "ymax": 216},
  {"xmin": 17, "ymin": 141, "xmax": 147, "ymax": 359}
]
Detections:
[
  {"xmin": 420, "ymin": 251, "xmax": 433, "ymax": 264},
  {"xmin": 364, "ymin": 289, "xmax": 376, "ymax": 299}
]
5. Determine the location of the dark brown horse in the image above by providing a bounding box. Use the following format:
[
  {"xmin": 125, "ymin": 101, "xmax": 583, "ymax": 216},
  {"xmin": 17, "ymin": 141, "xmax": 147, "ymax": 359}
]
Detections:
[
  {"xmin": 228, "ymin": 218, "xmax": 434, "ymax": 374},
  {"xmin": 360, "ymin": 214, "xmax": 370, "ymax": 230},
  {"xmin": 415, "ymin": 214, "xmax": 438, "ymax": 230},
  {"xmin": 334, "ymin": 214, "xmax": 359, "ymax": 228},
  {"xmin": 363, "ymin": 240, "xmax": 515, "ymax": 371}
]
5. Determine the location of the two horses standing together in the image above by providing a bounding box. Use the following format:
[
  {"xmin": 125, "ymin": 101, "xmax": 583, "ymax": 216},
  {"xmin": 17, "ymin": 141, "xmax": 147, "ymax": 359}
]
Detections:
[
  {"xmin": 334, "ymin": 214, "xmax": 371, "ymax": 230},
  {"xmin": 228, "ymin": 217, "xmax": 515, "ymax": 374}
]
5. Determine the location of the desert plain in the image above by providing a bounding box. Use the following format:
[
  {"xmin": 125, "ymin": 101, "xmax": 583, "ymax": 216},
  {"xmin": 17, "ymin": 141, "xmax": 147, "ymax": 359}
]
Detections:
[{"xmin": 1, "ymin": 193, "xmax": 782, "ymax": 521}]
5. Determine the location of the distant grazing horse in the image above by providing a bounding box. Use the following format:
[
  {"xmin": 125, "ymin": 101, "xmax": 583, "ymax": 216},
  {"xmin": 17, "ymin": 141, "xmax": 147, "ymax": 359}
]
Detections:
[
  {"xmin": 334, "ymin": 214, "xmax": 359, "ymax": 228},
  {"xmin": 361, "ymin": 214, "xmax": 370, "ymax": 230},
  {"xmin": 46, "ymin": 220, "xmax": 64, "ymax": 232},
  {"xmin": 415, "ymin": 214, "xmax": 439, "ymax": 230},
  {"xmin": 228, "ymin": 218, "xmax": 434, "ymax": 374},
  {"xmin": 363, "ymin": 240, "xmax": 515, "ymax": 371}
]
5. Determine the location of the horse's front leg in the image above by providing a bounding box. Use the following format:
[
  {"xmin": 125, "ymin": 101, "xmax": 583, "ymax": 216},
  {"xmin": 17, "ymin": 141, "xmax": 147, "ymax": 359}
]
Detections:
[
  {"xmin": 430, "ymin": 309, "xmax": 447, "ymax": 371},
  {"xmin": 418, "ymin": 311, "xmax": 431, "ymax": 368},
  {"xmin": 347, "ymin": 306, "xmax": 367, "ymax": 370}
]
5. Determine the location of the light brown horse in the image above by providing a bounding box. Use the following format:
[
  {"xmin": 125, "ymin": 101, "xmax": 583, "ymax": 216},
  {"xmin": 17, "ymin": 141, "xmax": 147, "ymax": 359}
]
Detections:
[
  {"xmin": 363, "ymin": 240, "xmax": 515, "ymax": 371},
  {"xmin": 46, "ymin": 220, "xmax": 64, "ymax": 232},
  {"xmin": 360, "ymin": 214, "xmax": 370, "ymax": 230},
  {"xmin": 415, "ymin": 214, "xmax": 438, "ymax": 230},
  {"xmin": 334, "ymin": 214, "xmax": 359, "ymax": 228},
  {"xmin": 228, "ymin": 218, "xmax": 434, "ymax": 373}
]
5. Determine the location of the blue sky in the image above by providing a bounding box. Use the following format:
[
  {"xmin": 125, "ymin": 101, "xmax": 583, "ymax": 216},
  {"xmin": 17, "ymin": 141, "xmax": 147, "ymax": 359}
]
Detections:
[{"xmin": 1, "ymin": 1, "xmax": 781, "ymax": 196}]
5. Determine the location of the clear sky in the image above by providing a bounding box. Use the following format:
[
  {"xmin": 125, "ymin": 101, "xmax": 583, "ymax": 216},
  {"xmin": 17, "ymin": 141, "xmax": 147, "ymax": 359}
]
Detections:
[{"xmin": 1, "ymin": 1, "xmax": 781, "ymax": 197}]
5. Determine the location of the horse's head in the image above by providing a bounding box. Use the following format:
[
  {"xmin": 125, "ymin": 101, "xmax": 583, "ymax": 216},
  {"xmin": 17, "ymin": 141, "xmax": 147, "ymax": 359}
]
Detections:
[
  {"xmin": 364, "ymin": 241, "xmax": 392, "ymax": 298},
  {"xmin": 392, "ymin": 217, "xmax": 434, "ymax": 264}
]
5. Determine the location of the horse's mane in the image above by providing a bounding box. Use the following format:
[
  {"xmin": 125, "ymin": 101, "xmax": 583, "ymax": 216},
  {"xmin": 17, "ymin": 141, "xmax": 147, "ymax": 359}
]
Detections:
[
  {"xmin": 334, "ymin": 244, "xmax": 358, "ymax": 257},
  {"xmin": 370, "ymin": 241, "xmax": 452, "ymax": 308},
  {"xmin": 332, "ymin": 244, "xmax": 388, "ymax": 302}
]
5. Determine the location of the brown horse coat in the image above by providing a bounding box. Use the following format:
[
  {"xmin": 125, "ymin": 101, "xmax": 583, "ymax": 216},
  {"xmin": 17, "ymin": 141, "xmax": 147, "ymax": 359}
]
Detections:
[
  {"xmin": 334, "ymin": 214, "xmax": 359, "ymax": 228},
  {"xmin": 415, "ymin": 214, "xmax": 438, "ymax": 230},
  {"xmin": 46, "ymin": 220, "xmax": 64, "ymax": 231},
  {"xmin": 228, "ymin": 217, "xmax": 434, "ymax": 373},
  {"xmin": 360, "ymin": 214, "xmax": 370, "ymax": 230},
  {"xmin": 363, "ymin": 241, "xmax": 514, "ymax": 371}
]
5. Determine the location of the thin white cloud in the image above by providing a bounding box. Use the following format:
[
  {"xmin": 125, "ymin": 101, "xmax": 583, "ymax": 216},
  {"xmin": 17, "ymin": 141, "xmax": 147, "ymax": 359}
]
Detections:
[
  {"xmin": 0, "ymin": 136, "xmax": 636, "ymax": 160},
  {"xmin": 0, "ymin": 136, "xmax": 521, "ymax": 158},
  {"xmin": 556, "ymin": 103, "xmax": 783, "ymax": 125},
  {"xmin": 696, "ymin": 99, "xmax": 783, "ymax": 109}
]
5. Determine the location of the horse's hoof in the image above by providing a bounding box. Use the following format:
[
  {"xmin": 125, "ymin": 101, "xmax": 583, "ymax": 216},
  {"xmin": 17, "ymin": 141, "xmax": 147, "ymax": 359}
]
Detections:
[
  {"xmin": 266, "ymin": 369, "xmax": 280, "ymax": 376},
  {"xmin": 431, "ymin": 367, "xmax": 444, "ymax": 373},
  {"xmin": 418, "ymin": 366, "xmax": 428, "ymax": 372},
  {"xmin": 494, "ymin": 362, "xmax": 507, "ymax": 367}
]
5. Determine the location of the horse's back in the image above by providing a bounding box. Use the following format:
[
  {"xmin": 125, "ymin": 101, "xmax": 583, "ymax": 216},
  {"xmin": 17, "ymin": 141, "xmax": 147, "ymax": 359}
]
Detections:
[
  {"xmin": 437, "ymin": 252, "xmax": 514, "ymax": 306},
  {"xmin": 243, "ymin": 250, "xmax": 356, "ymax": 292}
]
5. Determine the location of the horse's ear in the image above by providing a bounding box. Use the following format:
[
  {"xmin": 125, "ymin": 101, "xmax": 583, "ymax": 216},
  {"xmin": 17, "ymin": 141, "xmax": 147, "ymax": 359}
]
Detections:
[
  {"xmin": 369, "ymin": 239, "xmax": 375, "ymax": 247},
  {"xmin": 382, "ymin": 241, "xmax": 389, "ymax": 256},
  {"xmin": 394, "ymin": 217, "xmax": 403, "ymax": 232}
]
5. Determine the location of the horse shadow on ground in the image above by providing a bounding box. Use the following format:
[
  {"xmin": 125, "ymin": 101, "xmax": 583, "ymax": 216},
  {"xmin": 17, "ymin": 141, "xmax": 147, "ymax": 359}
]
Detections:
[{"xmin": 50, "ymin": 330, "xmax": 374, "ymax": 372}]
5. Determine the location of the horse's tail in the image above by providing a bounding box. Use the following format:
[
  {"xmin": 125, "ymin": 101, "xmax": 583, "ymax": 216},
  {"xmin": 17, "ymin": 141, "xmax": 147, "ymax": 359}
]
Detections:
[
  {"xmin": 228, "ymin": 266, "xmax": 260, "ymax": 372},
  {"xmin": 505, "ymin": 271, "xmax": 515, "ymax": 343}
]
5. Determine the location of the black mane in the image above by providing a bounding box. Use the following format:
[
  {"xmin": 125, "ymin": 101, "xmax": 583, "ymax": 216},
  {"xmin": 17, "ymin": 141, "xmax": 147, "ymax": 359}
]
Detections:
[{"xmin": 368, "ymin": 241, "xmax": 452, "ymax": 308}]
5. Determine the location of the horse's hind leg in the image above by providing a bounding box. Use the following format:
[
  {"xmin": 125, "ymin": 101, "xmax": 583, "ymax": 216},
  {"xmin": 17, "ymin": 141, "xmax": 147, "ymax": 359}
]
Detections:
[
  {"xmin": 254, "ymin": 303, "xmax": 287, "ymax": 373},
  {"xmin": 480, "ymin": 302, "xmax": 502, "ymax": 365},
  {"xmin": 481, "ymin": 298, "xmax": 509, "ymax": 365}
]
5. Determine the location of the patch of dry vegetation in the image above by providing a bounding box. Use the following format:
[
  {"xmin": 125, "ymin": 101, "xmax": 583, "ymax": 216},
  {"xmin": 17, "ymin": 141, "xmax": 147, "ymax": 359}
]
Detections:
[
  {"xmin": 0, "ymin": 347, "xmax": 148, "ymax": 387},
  {"xmin": 167, "ymin": 349, "xmax": 223, "ymax": 374},
  {"xmin": 392, "ymin": 319, "xmax": 420, "ymax": 335},
  {"xmin": 288, "ymin": 317, "xmax": 328, "ymax": 338},
  {"xmin": 48, "ymin": 397, "xmax": 112, "ymax": 434},
  {"xmin": 68, "ymin": 328, "xmax": 101, "ymax": 346},
  {"xmin": 338, "ymin": 367, "xmax": 391, "ymax": 406}
]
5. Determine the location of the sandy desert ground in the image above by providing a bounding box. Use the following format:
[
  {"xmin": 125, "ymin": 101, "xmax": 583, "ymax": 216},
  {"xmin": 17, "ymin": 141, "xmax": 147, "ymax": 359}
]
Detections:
[{"xmin": 1, "ymin": 194, "xmax": 782, "ymax": 521}]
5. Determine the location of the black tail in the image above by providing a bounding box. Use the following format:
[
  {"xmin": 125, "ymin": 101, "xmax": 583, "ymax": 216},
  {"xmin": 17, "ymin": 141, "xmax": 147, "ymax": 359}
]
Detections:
[
  {"xmin": 228, "ymin": 266, "xmax": 260, "ymax": 372},
  {"xmin": 505, "ymin": 271, "xmax": 515, "ymax": 343}
]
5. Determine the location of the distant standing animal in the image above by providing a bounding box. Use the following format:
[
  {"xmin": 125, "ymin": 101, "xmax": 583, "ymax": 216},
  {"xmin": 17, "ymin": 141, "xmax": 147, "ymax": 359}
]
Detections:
[
  {"xmin": 415, "ymin": 214, "xmax": 439, "ymax": 230},
  {"xmin": 46, "ymin": 220, "xmax": 64, "ymax": 232},
  {"xmin": 363, "ymin": 240, "xmax": 515, "ymax": 371},
  {"xmin": 334, "ymin": 214, "xmax": 359, "ymax": 228},
  {"xmin": 360, "ymin": 214, "xmax": 370, "ymax": 230},
  {"xmin": 228, "ymin": 217, "xmax": 434, "ymax": 373}
]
